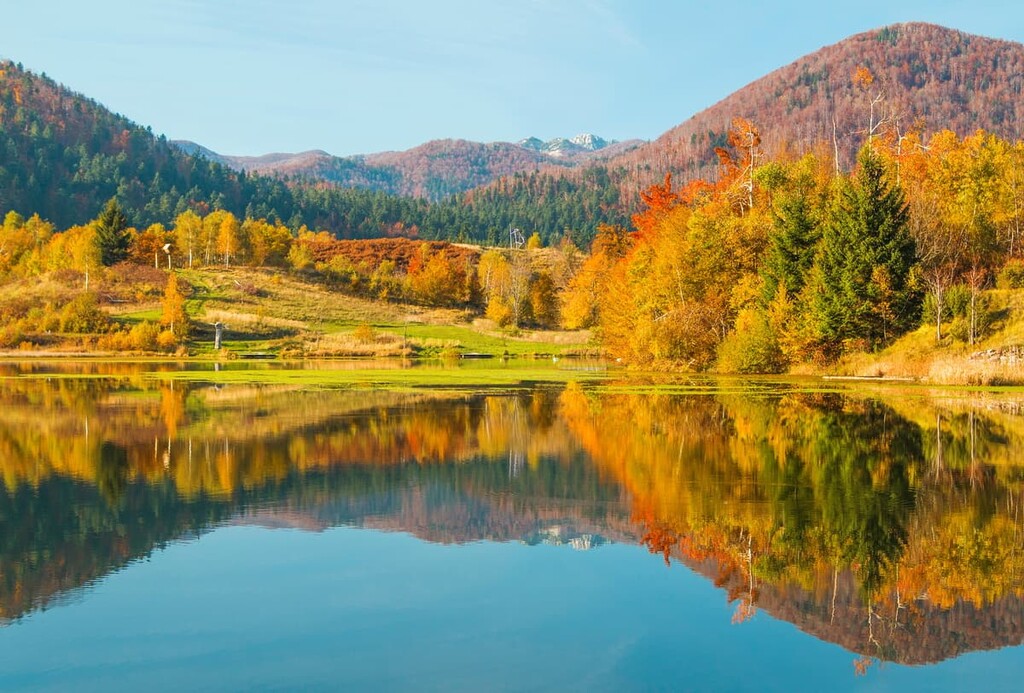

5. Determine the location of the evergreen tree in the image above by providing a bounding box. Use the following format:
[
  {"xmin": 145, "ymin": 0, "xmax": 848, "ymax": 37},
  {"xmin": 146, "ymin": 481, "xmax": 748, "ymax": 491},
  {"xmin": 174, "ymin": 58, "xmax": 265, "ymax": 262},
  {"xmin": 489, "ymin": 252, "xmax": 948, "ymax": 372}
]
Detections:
[
  {"xmin": 93, "ymin": 197, "xmax": 130, "ymax": 265},
  {"xmin": 762, "ymin": 192, "xmax": 820, "ymax": 303},
  {"xmin": 813, "ymin": 148, "xmax": 919, "ymax": 352}
]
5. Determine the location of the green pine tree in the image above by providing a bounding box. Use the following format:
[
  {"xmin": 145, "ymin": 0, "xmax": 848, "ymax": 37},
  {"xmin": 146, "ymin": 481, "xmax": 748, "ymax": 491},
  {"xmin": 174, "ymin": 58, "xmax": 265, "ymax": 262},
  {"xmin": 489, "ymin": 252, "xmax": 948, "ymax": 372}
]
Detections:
[
  {"xmin": 813, "ymin": 148, "xmax": 919, "ymax": 353},
  {"xmin": 762, "ymin": 191, "xmax": 820, "ymax": 303},
  {"xmin": 94, "ymin": 197, "xmax": 130, "ymax": 266}
]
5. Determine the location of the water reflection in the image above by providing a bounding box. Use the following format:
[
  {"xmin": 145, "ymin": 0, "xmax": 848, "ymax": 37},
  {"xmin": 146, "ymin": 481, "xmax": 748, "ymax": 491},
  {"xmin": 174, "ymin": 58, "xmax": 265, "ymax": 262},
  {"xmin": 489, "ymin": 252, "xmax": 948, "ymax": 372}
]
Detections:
[{"xmin": 1, "ymin": 367, "xmax": 1023, "ymax": 670}]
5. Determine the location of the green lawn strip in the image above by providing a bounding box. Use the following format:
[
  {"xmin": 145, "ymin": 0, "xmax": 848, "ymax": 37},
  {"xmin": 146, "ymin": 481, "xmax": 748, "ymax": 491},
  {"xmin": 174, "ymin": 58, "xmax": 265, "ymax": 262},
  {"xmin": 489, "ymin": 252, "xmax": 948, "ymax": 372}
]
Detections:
[
  {"xmin": 144, "ymin": 362, "xmax": 606, "ymax": 391},
  {"xmin": 112, "ymin": 308, "xmax": 162, "ymax": 325},
  {"xmin": 375, "ymin": 323, "xmax": 581, "ymax": 356}
]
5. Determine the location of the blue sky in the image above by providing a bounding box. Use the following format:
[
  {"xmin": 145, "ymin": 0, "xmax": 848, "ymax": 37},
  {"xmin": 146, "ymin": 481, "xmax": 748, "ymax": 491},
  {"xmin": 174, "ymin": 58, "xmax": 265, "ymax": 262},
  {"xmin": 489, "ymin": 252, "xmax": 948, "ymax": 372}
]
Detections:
[{"xmin": 4, "ymin": 0, "xmax": 1024, "ymax": 156}]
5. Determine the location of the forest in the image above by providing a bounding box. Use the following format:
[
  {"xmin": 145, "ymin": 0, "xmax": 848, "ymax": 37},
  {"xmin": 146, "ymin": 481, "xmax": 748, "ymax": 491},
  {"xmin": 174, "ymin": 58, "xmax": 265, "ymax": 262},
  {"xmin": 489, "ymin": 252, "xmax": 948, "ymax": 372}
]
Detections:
[{"xmin": 5, "ymin": 108, "xmax": 1024, "ymax": 373}]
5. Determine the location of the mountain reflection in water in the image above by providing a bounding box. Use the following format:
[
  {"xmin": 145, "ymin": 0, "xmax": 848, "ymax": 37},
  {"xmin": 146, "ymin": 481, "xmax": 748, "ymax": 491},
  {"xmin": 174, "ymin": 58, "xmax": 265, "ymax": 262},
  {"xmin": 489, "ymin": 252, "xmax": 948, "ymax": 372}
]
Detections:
[{"xmin": 1, "ymin": 365, "xmax": 1023, "ymax": 671}]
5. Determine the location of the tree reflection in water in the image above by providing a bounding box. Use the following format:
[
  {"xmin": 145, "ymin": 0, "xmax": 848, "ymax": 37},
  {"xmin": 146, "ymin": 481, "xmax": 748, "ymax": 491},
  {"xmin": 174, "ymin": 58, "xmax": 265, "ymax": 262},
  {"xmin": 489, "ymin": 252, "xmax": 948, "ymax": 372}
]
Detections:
[{"xmin": 0, "ymin": 368, "xmax": 1023, "ymax": 667}]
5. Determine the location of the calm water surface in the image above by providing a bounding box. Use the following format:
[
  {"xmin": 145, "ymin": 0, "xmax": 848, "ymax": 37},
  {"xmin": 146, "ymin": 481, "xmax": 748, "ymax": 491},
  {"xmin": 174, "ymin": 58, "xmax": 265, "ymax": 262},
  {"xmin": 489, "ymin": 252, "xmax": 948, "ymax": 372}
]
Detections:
[{"xmin": 1, "ymin": 362, "xmax": 1023, "ymax": 691}]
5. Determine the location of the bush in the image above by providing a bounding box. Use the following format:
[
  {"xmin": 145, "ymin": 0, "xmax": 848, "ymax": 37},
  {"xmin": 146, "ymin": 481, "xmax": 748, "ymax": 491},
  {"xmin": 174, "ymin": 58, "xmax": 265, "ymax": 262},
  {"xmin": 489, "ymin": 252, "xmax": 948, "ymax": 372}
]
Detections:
[
  {"xmin": 129, "ymin": 320, "xmax": 160, "ymax": 351},
  {"xmin": 352, "ymin": 323, "xmax": 376, "ymax": 343},
  {"xmin": 287, "ymin": 243, "xmax": 315, "ymax": 271},
  {"xmin": 716, "ymin": 309, "xmax": 785, "ymax": 374},
  {"xmin": 998, "ymin": 259, "xmax": 1024, "ymax": 289},
  {"xmin": 60, "ymin": 293, "xmax": 111, "ymax": 333},
  {"xmin": 156, "ymin": 330, "xmax": 179, "ymax": 352},
  {"xmin": 0, "ymin": 326, "xmax": 23, "ymax": 349},
  {"xmin": 97, "ymin": 330, "xmax": 133, "ymax": 351}
]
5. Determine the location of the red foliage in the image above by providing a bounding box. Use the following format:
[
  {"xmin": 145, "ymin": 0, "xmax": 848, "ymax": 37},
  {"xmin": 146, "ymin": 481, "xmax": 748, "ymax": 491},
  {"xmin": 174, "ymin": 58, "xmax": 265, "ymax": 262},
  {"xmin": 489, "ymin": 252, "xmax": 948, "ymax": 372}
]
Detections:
[{"xmin": 301, "ymin": 237, "xmax": 479, "ymax": 273}]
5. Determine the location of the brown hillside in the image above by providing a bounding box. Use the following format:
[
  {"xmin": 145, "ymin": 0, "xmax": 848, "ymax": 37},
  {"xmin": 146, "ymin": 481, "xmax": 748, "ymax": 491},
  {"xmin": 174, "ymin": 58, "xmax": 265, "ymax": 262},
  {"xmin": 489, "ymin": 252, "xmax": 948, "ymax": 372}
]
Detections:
[
  {"xmin": 611, "ymin": 22, "xmax": 1024, "ymax": 181},
  {"xmin": 180, "ymin": 137, "xmax": 642, "ymax": 202},
  {"xmin": 364, "ymin": 139, "xmax": 556, "ymax": 198}
]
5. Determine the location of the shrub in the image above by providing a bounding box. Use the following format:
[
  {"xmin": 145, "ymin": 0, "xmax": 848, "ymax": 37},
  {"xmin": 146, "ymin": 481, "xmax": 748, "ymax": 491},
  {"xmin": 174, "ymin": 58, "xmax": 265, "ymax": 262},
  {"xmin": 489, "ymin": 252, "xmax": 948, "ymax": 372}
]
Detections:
[
  {"xmin": 60, "ymin": 293, "xmax": 111, "ymax": 333},
  {"xmin": 716, "ymin": 309, "xmax": 785, "ymax": 374},
  {"xmin": 97, "ymin": 330, "xmax": 133, "ymax": 351},
  {"xmin": 287, "ymin": 243, "xmax": 315, "ymax": 271},
  {"xmin": 156, "ymin": 330, "xmax": 179, "ymax": 352},
  {"xmin": 0, "ymin": 326, "xmax": 23, "ymax": 349},
  {"xmin": 998, "ymin": 259, "xmax": 1024, "ymax": 289},
  {"xmin": 352, "ymin": 323, "xmax": 376, "ymax": 343},
  {"xmin": 129, "ymin": 320, "xmax": 160, "ymax": 351}
]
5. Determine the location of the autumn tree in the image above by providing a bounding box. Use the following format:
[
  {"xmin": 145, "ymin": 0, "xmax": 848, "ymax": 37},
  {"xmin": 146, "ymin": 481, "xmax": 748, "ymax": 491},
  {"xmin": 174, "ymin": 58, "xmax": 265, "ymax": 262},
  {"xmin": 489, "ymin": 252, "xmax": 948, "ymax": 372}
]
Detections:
[
  {"xmin": 896, "ymin": 131, "xmax": 965, "ymax": 341},
  {"xmin": 243, "ymin": 218, "xmax": 292, "ymax": 267},
  {"xmin": 0, "ymin": 212, "xmax": 55, "ymax": 277},
  {"xmin": 529, "ymin": 271, "xmax": 559, "ymax": 328},
  {"xmin": 216, "ymin": 212, "xmax": 241, "ymax": 267},
  {"xmin": 174, "ymin": 210, "xmax": 201, "ymax": 269},
  {"xmin": 406, "ymin": 243, "xmax": 468, "ymax": 307},
  {"xmin": 202, "ymin": 210, "xmax": 233, "ymax": 265},
  {"xmin": 560, "ymin": 223, "xmax": 632, "ymax": 330},
  {"xmin": 131, "ymin": 223, "xmax": 171, "ymax": 268},
  {"xmin": 161, "ymin": 273, "xmax": 189, "ymax": 339},
  {"xmin": 853, "ymin": 66, "xmax": 889, "ymax": 143},
  {"xmin": 632, "ymin": 174, "xmax": 682, "ymax": 240},
  {"xmin": 723, "ymin": 117, "xmax": 762, "ymax": 212}
]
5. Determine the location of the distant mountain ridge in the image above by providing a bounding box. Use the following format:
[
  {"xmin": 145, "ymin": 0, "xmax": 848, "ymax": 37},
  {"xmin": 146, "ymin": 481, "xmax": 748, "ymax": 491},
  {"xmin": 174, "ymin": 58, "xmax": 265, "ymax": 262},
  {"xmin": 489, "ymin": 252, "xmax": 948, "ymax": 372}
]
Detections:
[
  {"xmin": 170, "ymin": 133, "xmax": 642, "ymax": 201},
  {"xmin": 6, "ymin": 22, "xmax": 1024, "ymax": 244}
]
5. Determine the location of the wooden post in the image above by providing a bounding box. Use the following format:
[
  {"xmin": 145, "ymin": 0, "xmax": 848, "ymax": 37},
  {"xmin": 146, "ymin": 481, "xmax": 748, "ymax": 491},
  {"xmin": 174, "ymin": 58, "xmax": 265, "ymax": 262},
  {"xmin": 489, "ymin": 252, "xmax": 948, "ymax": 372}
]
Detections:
[{"xmin": 214, "ymin": 322, "xmax": 224, "ymax": 350}]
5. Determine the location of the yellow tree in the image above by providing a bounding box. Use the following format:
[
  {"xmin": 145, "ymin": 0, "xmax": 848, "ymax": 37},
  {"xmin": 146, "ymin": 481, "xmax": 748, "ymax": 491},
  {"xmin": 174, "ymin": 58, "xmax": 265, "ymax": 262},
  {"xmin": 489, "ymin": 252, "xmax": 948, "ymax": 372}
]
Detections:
[
  {"xmin": 202, "ymin": 210, "xmax": 233, "ymax": 265},
  {"xmin": 216, "ymin": 213, "xmax": 241, "ymax": 267},
  {"xmin": 478, "ymin": 249, "xmax": 513, "ymax": 324},
  {"xmin": 161, "ymin": 273, "xmax": 189, "ymax": 338},
  {"xmin": 131, "ymin": 223, "xmax": 171, "ymax": 267},
  {"xmin": 243, "ymin": 218, "xmax": 293, "ymax": 267},
  {"xmin": 173, "ymin": 210, "xmax": 201, "ymax": 268},
  {"xmin": 407, "ymin": 244, "xmax": 466, "ymax": 307},
  {"xmin": 529, "ymin": 271, "xmax": 559, "ymax": 328},
  {"xmin": 559, "ymin": 224, "xmax": 631, "ymax": 330}
]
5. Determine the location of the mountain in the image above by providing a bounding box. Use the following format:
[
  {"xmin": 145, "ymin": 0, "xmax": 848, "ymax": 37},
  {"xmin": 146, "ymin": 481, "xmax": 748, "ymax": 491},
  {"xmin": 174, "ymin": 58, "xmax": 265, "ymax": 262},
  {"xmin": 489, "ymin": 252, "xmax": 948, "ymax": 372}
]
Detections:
[
  {"xmin": 169, "ymin": 139, "xmax": 227, "ymax": 164},
  {"xmin": 0, "ymin": 60, "xmax": 436, "ymax": 236},
  {"xmin": 605, "ymin": 22, "xmax": 1024, "ymax": 182},
  {"xmin": 449, "ymin": 22, "xmax": 1024, "ymax": 242},
  {"xmin": 0, "ymin": 58, "xmax": 616, "ymax": 242},
  {"xmin": 0, "ymin": 59, "xmax": 296, "ymax": 228},
  {"xmin": 171, "ymin": 133, "xmax": 640, "ymax": 201}
]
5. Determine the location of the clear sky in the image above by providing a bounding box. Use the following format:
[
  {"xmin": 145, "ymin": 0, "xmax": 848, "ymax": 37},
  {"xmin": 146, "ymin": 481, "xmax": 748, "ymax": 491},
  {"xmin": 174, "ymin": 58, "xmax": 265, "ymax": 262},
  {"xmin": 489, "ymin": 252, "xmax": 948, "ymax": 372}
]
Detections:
[{"xmin": 4, "ymin": 0, "xmax": 1024, "ymax": 156}]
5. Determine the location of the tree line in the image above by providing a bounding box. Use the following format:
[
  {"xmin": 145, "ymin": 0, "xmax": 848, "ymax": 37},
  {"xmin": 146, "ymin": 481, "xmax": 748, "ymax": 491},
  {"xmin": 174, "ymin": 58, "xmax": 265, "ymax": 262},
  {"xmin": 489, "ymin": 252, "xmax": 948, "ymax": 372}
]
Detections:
[{"xmin": 558, "ymin": 119, "xmax": 1024, "ymax": 370}]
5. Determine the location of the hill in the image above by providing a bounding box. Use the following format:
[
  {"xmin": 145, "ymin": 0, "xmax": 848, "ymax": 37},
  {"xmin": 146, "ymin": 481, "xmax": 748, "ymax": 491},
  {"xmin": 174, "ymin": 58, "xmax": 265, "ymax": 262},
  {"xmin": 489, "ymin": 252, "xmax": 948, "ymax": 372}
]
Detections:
[
  {"xmin": 0, "ymin": 59, "xmax": 622, "ymax": 241},
  {"xmin": 0, "ymin": 60, "xmax": 294, "ymax": 228},
  {"xmin": 608, "ymin": 22, "xmax": 1024, "ymax": 182},
  {"xmin": 172, "ymin": 134, "xmax": 641, "ymax": 201},
  {"xmin": 457, "ymin": 22, "xmax": 1024, "ymax": 233},
  {"xmin": 0, "ymin": 60, "xmax": 449, "ymax": 237}
]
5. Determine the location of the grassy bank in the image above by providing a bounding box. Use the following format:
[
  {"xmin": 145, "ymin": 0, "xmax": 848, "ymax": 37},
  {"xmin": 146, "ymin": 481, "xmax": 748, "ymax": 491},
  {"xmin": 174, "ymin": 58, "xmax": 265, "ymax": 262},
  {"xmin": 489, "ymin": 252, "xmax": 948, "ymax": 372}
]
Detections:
[
  {"xmin": 832, "ymin": 289, "xmax": 1024, "ymax": 385},
  {"xmin": 3, "ymin": 266, "xmax": 595, "ymax": 360}
]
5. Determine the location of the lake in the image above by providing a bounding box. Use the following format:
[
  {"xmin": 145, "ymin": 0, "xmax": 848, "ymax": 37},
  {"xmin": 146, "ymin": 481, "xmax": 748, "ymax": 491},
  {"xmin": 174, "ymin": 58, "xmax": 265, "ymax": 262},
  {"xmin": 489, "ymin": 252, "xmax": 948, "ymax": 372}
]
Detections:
[{"xmin": 1, "ymin": 361, "xmax": 1023, "ymax": 691}]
